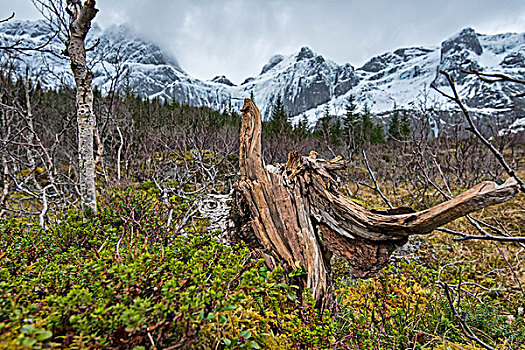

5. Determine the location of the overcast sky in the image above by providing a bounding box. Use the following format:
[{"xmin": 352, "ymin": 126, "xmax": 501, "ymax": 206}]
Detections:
[{"xmin": 4, "ymin": 0, "xmax": 525, "ymax": 84}]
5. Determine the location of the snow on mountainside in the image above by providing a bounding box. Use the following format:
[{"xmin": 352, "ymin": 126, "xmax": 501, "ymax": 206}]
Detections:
[
  {"xmin": 231, "ymin": 47, "xmax": 359, "ymax": 119},
  {"xmin": 301, "ymin": 28, "xmax": 525, "ymax": 123},
  {"xmin": 1, "ymin": 20, "xmax": 524, "ymax": 122},
  {"xmin": 0, "ymin": 20, "xmax": 233, "ymax": 112},
  {"xmin": 432, "ymin": 28, "xmax": 525, "ymax": 109},
  {"xmin": 0, "ymin": 20, "xmax": 73, "ymax": 86}
]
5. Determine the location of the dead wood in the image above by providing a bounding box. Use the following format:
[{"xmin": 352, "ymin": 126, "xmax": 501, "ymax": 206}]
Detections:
[{"xmin": 231, "ymin": 98, "xmax": 519, "ymax": 311}]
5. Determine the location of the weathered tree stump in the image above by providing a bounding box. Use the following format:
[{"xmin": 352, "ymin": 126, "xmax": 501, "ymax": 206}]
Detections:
[{"xmin": 231, "ymin": 98, "xmax": 519, "ymax": 311}]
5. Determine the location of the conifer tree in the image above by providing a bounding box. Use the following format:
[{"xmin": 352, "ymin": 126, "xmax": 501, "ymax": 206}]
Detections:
[
  {"xmin": 399, "ymin": 112, "xmax": 411, "ymax": 139},
  {"xmin": 343, "ymin": 95, "xmax": 361, "ymax": 151},
  {"xmin": 343, "ymin": 95, "xmax": 359, "ymax": 132},
  {"xmin": 371, "ymin": 123, "xmax": 385, "ymax": 144},
  {"xmin": 330, "ymin": 118, "xmax": 343, "ymax": 146},
  {"xmin": 266, "ymin": 95, "xmax": 291, "ymax": 137},
  {"xmin": 316, "ymin": 115, "xmax": 332, "ymax": 145},
  {"xmin": 388, "ymin": 111, "xmax": 411, "ymax": 140},
  {"xmin": 388, "ymin": 110, "xmax": 401, "ymax": 140},
  {"xmin": 272, "ymin": 95, "xmax": 286, "ymax": 121},
  {"xmin": 323, "ymin": 104, "xmax": 331, "ymax": 119},
  {"xmin": 360, "ymin": 104, "xmax": 374, "ymax": 144},
  {"xmin": 295, "ymin": 114, "xmax": 311, "ymax": 140}
]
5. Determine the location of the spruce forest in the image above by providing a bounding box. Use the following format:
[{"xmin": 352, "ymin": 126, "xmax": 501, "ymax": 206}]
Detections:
[{"xmin": 1, "ymin": 1, "xmax": 525, "ymax": 349}]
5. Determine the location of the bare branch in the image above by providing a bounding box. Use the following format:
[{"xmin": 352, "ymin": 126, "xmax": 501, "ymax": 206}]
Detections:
[
  {"xmin": 432, "ymin": 70, "xmax": 525, "ymax": 193},
  {"xmin": 85, "ymin": 37, "xmax": 100, "ymax": 52},
  {"xmin": 440, "ymin": 282, "xmax": 497, "ymax": 350},
  {"xmin": 0, "ymin": 12, "xmax": 15, "ymax": 24},
  {"xmin": 462, "ymin": 68, "xmax": 525, "ymax": 85},
  {"xmin": 362, "ymin": 149, "xmax": 393, "ymax": 209},
  {"xmin": 0, "ymin": 27, "xmax": 61, "ymax": 57},
  {"xmin": 437, "ymin": 227, "xmax": 525, "ymax": 243}
]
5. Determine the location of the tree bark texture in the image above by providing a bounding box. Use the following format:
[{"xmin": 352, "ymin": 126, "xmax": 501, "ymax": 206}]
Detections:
[
  {"xmin": 232, "ymin": 98, "xmax": 519, "ymax": 311},
  {"xmin": 66, "ymin": 0, "xmax": 98, "ymax": 214}
]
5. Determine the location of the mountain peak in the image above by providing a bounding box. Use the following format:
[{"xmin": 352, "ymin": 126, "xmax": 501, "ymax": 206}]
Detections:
[
  {"xmin": 260, "ymin": 54, "xmax": 284, "ymax": 75},
  {"xmin": 453, "ymin": 27, "xmax": 477, "ymax": 38},
  {"xmin": 296, "ymin": 46, "xmax": 315, "ymax": 60},
  {"xmin": 442, "ymin": 27, "xmax": 482, "ymax": 55},
  {"xmin": 210, "ymin": 75, "xmax": 235, "ymax": 86},
  {"xmin": 100, "ymin": 24, "xmax": 183, "ymax": 71}
]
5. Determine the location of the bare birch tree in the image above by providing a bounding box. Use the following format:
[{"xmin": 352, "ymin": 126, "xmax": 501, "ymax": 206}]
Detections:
[
  {"xmin": 29, "ymin": 0, "xmax": 99, "ymax": 214},
  {"xmin": 64, "ymin": 0, "xmax": 98, "ymax": 214}
]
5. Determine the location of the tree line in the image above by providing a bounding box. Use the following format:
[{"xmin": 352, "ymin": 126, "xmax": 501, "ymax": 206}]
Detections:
[{"xmin": 2, "ymin": 65, "xmax": 521, "ymax": 223}]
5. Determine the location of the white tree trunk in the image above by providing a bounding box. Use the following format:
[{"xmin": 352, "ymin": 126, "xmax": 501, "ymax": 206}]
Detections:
[{"xmin": 67, "ymin": 0, "xmax": 98, "ymax": 214}]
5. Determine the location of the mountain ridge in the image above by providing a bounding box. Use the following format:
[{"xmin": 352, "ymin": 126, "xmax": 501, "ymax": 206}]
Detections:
[{"xmin": 1, "ymin": 20, "xmax": 524, "ymax": 122}]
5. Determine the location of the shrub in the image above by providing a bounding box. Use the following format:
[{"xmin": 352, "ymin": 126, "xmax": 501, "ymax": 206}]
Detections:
[{"xmin": 0, "ymin": 188, "xmax": 337, "ymax": 349}]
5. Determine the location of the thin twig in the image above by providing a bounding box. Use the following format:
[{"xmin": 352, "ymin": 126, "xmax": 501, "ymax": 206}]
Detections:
[
  {"xmin": 462, "ymin": 69, "xmax": 525, "ymax": 85},
  {"xmin": 437, "ymin": 227, "xmax": 525, "ymax": 243},
  {"xmin": 362, "ymin": 150, "xmax": 393, "ymax": 209},
  {"xmin": 0, "ymin": 12, "xmax": 15, "ymax": 23}
]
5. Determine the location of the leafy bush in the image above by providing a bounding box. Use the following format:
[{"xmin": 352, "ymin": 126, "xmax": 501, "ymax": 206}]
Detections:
[
  {"xmin": 335, "ymin": 258, "xmax": 525, "ymax": 350},
  {"xmin": 0, "ymin": 188, "xmax": 338, "ymax": 349},
  {"xmin": 2, "ymin": 187, "xmax": 524, "ymax": 349}
]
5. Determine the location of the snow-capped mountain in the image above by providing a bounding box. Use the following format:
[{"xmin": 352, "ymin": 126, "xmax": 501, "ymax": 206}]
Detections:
[
  {"xmin": 303, "ymin": 28, "xmax": 525, "ymax": 122},
  {"xmin": 231, "ymin": 47, "xmax": 359, "ymax": 119},
  {"xmin": 1, "ymin": 20, "xmax": 524, "ymax": 122},
  {"xmin": 0, "ymin": 20, "xmax": 233, "ymax": 112}
]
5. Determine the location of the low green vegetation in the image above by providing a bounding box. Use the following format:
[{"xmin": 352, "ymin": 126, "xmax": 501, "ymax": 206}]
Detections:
[
  {"xmin": 1, "ymin": 74, "xmax": 524, "ymax": 349},
  {"xmin": 1, "ymin": 185, "xmax": 523, "ymax": 349},
  {"xmin": 0, "ymin": 187, "xmax": 337, "ymax": 349}
]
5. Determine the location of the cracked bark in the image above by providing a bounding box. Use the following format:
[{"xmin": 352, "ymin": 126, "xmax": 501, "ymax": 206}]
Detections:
[
  {"xmin": 231, "ymin": 98, "xmax": 519, "ymax": 311},
  {"xmin": 66, "ymin": 0, "xmax": 98, "ymax": 214}
]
